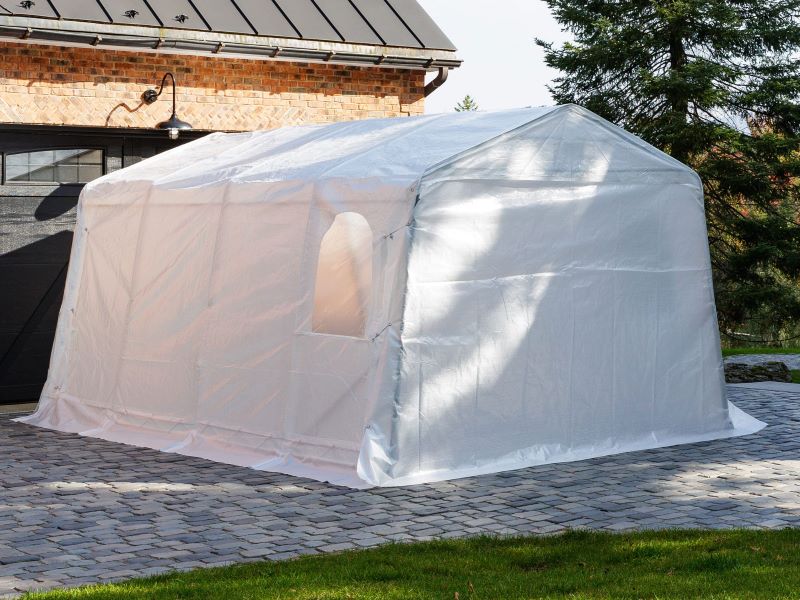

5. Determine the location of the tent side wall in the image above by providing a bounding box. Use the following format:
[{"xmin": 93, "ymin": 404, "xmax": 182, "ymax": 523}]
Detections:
[
  {"xmin": 360, "ymin": 107, "xmax": 739, "ymax": 486},
  {"xmin": 22, "ymin": 174, "xmax": 416, "ymax": 487}
]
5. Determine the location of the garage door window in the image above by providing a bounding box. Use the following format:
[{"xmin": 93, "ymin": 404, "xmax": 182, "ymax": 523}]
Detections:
[{"xmin": 4, "ymin": 149, "xmax": 103, "ymax": 184}]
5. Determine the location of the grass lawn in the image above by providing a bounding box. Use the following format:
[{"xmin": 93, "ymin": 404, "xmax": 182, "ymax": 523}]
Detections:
[
  {"xmin": 721, "ymin": 347, "xmax": 800, "ymax": 357},
  {"xmin": 25, "ymin": 529, "xmax": 800, "ymax": 599}
]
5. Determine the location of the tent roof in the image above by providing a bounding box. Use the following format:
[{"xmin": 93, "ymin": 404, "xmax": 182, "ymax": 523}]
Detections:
[{"xmin": 95, "ymin": 105, "xmax": 695, "ymax": 193}]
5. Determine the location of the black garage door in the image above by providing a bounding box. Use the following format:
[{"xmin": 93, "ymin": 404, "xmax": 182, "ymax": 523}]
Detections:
[{"xmin": 0, "ymin": 125, "xmax": 205, "ymax": 405}]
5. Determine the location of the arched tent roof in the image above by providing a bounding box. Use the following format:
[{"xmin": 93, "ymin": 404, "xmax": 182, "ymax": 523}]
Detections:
[
  {"xmin": 89, "ymin": 105, "xmax": 696, "ymax": 196},
  {"xmin": 94, "ymin": 107, "xmax": 550, "ymax": 189}
]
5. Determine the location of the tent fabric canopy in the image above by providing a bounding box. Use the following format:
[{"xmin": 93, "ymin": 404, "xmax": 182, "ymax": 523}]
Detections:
[{"xmin": 19, "ymin": 105, "xmax": 765, "ymax": 488}]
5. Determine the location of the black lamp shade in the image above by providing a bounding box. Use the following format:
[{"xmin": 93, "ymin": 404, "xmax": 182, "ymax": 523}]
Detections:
[{"xmin": 157, "ymin": 114, "xmax": 193, "ymax": 131}]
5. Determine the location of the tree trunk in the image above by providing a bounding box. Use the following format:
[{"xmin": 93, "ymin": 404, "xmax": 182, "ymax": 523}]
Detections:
[{"xmin": 667, "ymin": 24, "xmax": 690, "ymax": 163}]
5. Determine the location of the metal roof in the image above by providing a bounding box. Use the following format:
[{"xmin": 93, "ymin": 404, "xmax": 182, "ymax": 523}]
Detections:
[{"xmin": 0, "ymin": 0, "xmax": 459, "ymax": 70}]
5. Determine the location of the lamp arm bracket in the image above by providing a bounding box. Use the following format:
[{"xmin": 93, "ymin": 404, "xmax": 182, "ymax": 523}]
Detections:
[{"xmin": 142, "ymin": 72, "xmax": 177, "ymax": 112}]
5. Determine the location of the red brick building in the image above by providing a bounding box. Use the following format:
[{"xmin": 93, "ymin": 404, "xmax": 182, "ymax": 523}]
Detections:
[
  {"xmin": 0, "ymin": 42, "xmax": 427, "ymax": 130},
  {"xmin": 0, "ymin": 0, "xmax": 460, "ymax": 404}
]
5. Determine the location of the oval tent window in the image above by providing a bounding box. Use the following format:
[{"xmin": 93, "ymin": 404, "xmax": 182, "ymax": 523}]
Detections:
[{"xmin": 312, "ymin": 212, "xmax": 373, "ymax": 337}]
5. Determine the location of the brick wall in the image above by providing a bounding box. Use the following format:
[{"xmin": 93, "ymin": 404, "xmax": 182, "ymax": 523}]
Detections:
[{"xmin": 0, "ymin": 41, "xmax": 426, "ymax": 131}]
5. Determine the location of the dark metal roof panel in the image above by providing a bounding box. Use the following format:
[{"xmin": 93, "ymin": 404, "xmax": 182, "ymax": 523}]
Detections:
[
  {"xmin": 0, "ymin": 1, "xmax": 58, "ymax": 18},
  {"xmin": 189, "ymin": 0, "xmax": 255, "ymax": 35},
  {"xmin": 313, "ymin": 0, "xmax": 380, "ymax": 45},
  {"xmin": 349, "ymin": 0, "xmax": 420, "ymax": 47},
  {"xmin": 0, "ymin": 0, "xmax": 457, "ymax": 54},
  {"xmin": 273, "ymin": 0, "xmax": 340, "ymax": 42},
  {"xmin": 97, "ymin": 0, "xmax": 161, "ymax": 26},
  {"xmin": 146, "ymin": 0, "xmax": 208, "ymax": 30},
  {"xmin": 386, "ymin": 0, "xmax": 454, "ymax": 50},
  {"xmin": 229, "ymin": 0, "xmax": 297, "ymax": 38},
  {"xmin": 49, "ymin": 0, "xmax": 110, "ymax": 22}
]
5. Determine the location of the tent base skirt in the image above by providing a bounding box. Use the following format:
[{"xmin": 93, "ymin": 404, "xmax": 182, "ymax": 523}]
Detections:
[
  {"xmin": 16, "ymin": 395, "xmax": 765, "ymax": 489},
  {"xmin": 16, "ymin": 394, "xmax": 369, "ymax": 489},
  {"xmin": 358, "ymin": 403, "xmax": 766, "ymax": 487}
]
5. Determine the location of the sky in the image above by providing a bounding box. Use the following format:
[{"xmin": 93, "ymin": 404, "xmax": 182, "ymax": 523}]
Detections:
[{"xmin": 418, "ymin": 0, "xmax": 571, "ymax": 114}]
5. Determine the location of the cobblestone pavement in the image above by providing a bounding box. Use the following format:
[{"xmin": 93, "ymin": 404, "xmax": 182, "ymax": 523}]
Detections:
[
  {"xmin": 1, "ymin": 384, "xmax": 798, "ymax": 597},
  {"xmin": 724, "ymin": 353, "xmax": 800, "ymax": 369}
]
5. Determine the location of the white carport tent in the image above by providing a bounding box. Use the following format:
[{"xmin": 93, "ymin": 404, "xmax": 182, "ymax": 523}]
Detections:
[{"xmin": 19, "ymin": 105, "xmax": 764, "ymax": 487}]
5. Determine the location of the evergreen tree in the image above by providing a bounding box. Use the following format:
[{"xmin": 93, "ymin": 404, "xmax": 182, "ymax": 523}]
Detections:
[
  {"xmin": 455, "ymin": 94, "xmax": 480, "ymax": 112},
  {"xmin": 537, "ymin": 1, "xmax": 800, "ymax": 342}
]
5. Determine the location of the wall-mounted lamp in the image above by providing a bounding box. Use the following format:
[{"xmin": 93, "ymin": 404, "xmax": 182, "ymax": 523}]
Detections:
[{"xmin": 142, "ymin": 72, "xmax": 192, "ymax": 140}]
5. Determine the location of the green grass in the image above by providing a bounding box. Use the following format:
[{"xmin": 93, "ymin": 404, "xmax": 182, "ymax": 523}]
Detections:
[
  {"xmin": 791, "ymin": 370, "xmax": 800, "ymax": 384},
  {"xmin": 722, "ymin": 347, "xmax": 800, "ymax": 357},
  {"xmin": 24, "ymin": 530, "xmax": 800, "ymax": 599}
]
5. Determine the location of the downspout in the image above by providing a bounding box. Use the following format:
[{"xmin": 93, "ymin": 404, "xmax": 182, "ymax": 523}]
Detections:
[{"xmin": 424, "ymin": 67, "xmax": 449, "ymax": 97}]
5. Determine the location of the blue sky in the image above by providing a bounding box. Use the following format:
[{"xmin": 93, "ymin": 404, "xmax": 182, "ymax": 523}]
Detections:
[{"xmin": 419, "ymin": 0, "xmax": 571, "ymax": 114}]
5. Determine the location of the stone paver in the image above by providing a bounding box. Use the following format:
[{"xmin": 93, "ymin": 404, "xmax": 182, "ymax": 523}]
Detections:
[{"xmin": 1, "ymin": 384, "xmax": 798, "ymax": 597}]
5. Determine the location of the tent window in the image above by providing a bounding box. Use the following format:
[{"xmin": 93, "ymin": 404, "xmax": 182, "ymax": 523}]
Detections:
[{"xmin": 312, "ymin": 212, "xmax": 373, "ymax": 337}]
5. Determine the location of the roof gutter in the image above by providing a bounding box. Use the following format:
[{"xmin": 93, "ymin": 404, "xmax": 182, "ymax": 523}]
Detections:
[
  {"xmin": 0, "ymin": 15, "xmax": 462, "ymax": 71},
  {"xmin": 424, "ymin": 67, "xmax": 449, "ymax": 97}
]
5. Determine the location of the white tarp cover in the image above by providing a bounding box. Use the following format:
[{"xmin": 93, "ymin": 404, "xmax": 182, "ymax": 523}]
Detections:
[{"xmin": 19, "ymin": 105, "xmax": 765, "ymax": 487}]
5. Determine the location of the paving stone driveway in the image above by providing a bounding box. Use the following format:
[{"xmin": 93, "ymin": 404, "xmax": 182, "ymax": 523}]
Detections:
[{"xmin": 1, "ymin": 383, "xmax": 798, "ymax": 597}]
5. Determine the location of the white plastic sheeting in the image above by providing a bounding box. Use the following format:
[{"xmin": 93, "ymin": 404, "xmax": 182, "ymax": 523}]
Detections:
[{"xmin": 19, "ymin": 105, "xmax": 765, "ymax": 487}]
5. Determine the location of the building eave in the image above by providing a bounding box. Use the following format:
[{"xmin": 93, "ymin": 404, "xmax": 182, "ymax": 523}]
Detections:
[{"xmin": 0, "ymin": 15, "xmax": 462, "ymax": 70}]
